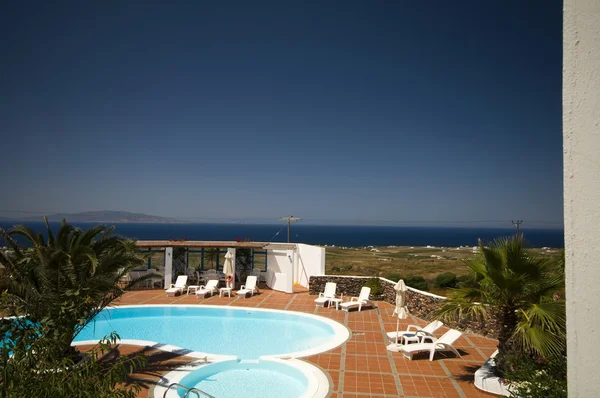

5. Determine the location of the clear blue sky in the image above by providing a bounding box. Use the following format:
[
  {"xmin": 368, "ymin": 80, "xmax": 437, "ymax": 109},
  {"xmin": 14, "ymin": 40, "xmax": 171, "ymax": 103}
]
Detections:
[{"xmin": 0, "ymin": 1, "xmax": 563, "ymax": 227}]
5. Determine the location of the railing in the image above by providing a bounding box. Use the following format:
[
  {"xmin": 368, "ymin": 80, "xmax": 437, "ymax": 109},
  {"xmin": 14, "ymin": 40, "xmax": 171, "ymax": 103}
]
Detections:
[{"xmin": 163, "ymin": 382, "xmax": 215, "ymax": 398}]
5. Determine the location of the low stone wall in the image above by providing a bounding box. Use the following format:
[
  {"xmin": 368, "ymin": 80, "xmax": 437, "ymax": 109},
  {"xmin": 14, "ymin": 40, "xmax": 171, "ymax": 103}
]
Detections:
[{"xmin": 309, "ymin": 275, "xmax": 500, "ymax": 338}]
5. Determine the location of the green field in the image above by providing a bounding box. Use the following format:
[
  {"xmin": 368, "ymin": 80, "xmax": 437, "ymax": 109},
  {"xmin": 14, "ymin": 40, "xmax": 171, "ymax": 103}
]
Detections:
[{"xmin": 325, "ymin": 245, "xmax": 562, "ymax": 295}]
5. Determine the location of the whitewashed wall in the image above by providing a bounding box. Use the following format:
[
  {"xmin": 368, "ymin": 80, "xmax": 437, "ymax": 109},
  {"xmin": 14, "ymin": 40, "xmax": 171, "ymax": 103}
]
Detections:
[
  {"xmin": 295, "ymin": 244, "xmax": 325, "ymax": 287},
  {"xmin": 564, "ymin": 0, "xmax": 600, "ymax": 395},
  {"xmin": 266, "ymin": 249, "xmax": 293, "ymax": 293}
]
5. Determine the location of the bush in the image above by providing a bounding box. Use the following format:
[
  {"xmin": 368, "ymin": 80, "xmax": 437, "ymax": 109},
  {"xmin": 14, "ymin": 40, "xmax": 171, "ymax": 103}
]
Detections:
[
  {"xmin": 364, "ymin": 278, "xmax": 384, "ymax": 296},
  {"xmin": 435, "ymin": 272, "xmax": 458, "ymax": 289},
  {"xmin": 457, "ymin": 273, "xmax": 478, "ymax": 288},
  {"xmin": 502, "ymin": 350, "xmax": 567, "ymax": 398},
  {"xmin": 385, "ymin": 272, "xmax": 402, "ymax": 282},
  {"xmin": 404, "ymin": 275, "xmax": 428, "ymax": 291},
  {"xmin": 330, "ymin": 265, "xmax": 352, "ymax": 273}
]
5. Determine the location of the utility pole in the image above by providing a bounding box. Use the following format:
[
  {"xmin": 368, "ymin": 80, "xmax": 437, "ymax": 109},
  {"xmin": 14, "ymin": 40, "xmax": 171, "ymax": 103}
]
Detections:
[
  {"xmin": 280, "ymin": 216, "xmax": 301, "ymax": 243},
  {"xmin": 512, "ymin": 220, "xmax": 523, "ymax": 236}
]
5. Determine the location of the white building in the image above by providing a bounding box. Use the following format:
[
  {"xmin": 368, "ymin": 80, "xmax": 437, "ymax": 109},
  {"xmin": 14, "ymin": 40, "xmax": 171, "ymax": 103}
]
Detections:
[{"xmin": 137, "ymin": 240, "xmax": 325, "ymax": 294}]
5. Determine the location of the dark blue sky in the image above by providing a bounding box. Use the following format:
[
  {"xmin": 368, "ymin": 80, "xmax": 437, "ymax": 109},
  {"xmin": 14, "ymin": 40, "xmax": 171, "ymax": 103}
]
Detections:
[{"xmin": 0, "ymin": 1, "xmax": 563, "ymax": 227}]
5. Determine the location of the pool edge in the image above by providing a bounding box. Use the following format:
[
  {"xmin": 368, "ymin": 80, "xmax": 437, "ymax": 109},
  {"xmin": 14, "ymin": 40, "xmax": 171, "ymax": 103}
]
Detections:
[{"xmin": 72, "ymin": 304, "xmax": 351, "ymax": 360}]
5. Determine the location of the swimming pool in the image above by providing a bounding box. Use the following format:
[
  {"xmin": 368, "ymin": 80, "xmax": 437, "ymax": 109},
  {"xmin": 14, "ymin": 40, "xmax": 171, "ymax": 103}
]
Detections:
[
  {"xmin": 73, "ymin": 305, "xmax": 349, "ymax": 359},
  {"xmin": 155, "ymin": 358, "xmax": 332, "ymax": 398},
  {"xmin": 179, "ymin": 359, "xmax": 306, "ymax": 397}
]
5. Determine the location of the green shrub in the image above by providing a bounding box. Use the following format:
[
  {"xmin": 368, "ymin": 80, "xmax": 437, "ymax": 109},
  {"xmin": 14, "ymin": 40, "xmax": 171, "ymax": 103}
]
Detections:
[
  {"xmin": 404, "ymin": 275, "xmax": 428, "ymax": 291},
  {"xmin": 385, "ymin": 272, "xmax": 402, "ymax": 282},
  {"xmin": 329, "ymin": 265, "xmax": 352, "ymax": 273},
  {"xmin": 502, "ymin": 350, "xmax": 567, "ymax": 398},
  {"xmin": 435, "ymin": 272, "xmax": 458, "ymax": 289},
  {"xmin": 457, "ymin": 273, "xmax": 478, "ymax": 288},
  {"xmin": 364, "ymin": 278, "xmax": 384, "ymax": 296}
]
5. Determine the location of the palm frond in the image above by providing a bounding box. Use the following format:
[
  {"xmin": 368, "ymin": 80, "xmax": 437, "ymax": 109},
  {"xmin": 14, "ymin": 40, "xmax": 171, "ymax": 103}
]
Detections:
[
  {"xmin": 43, "ymin": 216, "xmax": 55, "ymax": 248},
  {"xmin": 56, "ymin": 220, "xmax": 75, "ymax": 251},
  {"xmin": 512, "ymin": 301, "xmax": 566, "ymax": 358},
  {"xmin": 0, "ymin": 220, "xmax": 150, "ymax": 358},
  {"xmin": 436, "ymin": 287, "xmax": 489, "ymax": 321},
  {"xmin": 8, "ymin": 224, "xmax": 45, "ymax": 249}
]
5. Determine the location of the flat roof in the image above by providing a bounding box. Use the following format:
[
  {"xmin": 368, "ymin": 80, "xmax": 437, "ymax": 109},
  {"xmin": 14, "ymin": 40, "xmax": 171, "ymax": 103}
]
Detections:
[{"xmin": 135, "ymin": 240, "xmax": 297, "ymax": 250}]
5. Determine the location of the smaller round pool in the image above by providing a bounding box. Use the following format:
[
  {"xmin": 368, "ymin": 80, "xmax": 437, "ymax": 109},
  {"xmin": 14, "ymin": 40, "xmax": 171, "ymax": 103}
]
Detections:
[{"xmin": 161, "ymin": 358, "xmax": 330, "ymax": 398}]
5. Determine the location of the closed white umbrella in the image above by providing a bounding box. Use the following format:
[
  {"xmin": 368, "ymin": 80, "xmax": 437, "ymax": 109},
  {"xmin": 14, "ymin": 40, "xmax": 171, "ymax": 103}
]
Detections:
[
  {"xmin": 223, "ymin": 251, "xmax": 235, "ymax": 288},
  {"xmin": 387, "ymin": 279, "xmax": 409, "ymax": 352},
  {"xmin": 393, "ymin": 279, "xmax": 409, "ymax": 318}
]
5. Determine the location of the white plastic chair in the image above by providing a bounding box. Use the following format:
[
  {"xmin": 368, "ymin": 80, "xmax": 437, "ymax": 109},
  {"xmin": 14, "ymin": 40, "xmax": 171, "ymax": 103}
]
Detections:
[
  {"xmin": 387, "ymin": 320, "xmax": 444, "ymax": 345},
  {"xmin": 195, "ymin": 280, "xmax": 219, "ymax": 298},
  {"xmin": 314, "ymin": 282, "xmax": 337, "ymax": 307},
  {"xmin": 339, "ymin": 286, "xmax": 371, "ymax": 312},
  {"xmin": 236, "ymin": 276, "xmax": 258, "ymax": 297},
  {"xmin": 400, "ymin": 329, "xmax": 462, "ymax": 361},
  {"xmin": 166, "ymin": 275, "xmax": 188, "ymax": 297}
]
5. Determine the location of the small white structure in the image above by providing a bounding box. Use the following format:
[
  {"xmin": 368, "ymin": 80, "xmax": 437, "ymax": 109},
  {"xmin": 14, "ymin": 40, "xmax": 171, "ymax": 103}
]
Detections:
[
  {"xmin": 265, "ymin": 243, "xmax": 325, "ymax": 293},
  {"xmin": 138, "ymin": 241, "xmax": 325, "ymax": 294}
]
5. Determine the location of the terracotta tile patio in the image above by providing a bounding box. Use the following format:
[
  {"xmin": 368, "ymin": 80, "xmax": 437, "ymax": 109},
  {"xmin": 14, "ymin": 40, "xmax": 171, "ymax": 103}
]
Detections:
[{"xmin": 97, "ymin": 286, "xmax": 499, "ymax": 397}]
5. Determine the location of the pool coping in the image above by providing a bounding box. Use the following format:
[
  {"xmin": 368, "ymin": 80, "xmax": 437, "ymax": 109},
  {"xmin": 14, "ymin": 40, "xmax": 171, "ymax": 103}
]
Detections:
[{"xmin": 71, "ymin": 304, "xmax": 351, "ymax": 360}]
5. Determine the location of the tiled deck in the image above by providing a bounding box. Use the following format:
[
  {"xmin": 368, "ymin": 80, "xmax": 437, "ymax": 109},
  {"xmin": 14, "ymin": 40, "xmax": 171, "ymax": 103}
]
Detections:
[{"xmin": 101, "ymin": 286, "xmax": 499, "ymax": 398}]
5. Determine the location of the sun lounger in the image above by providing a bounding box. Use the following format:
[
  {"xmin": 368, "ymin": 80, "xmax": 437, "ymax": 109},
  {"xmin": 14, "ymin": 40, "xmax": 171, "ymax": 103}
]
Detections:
[
  {"xmin": 400, "ymin": 329, "xmax": 462, "ymax": 361},
  {"xmin": 387, "ymin": 320, "xmax": 444, "ymax": 344},
  {"xmin": 236, "ymin": 276, "xmax": 258, "ymax": 297},
  {"xmin": 339, "ymin": 286, "xmax": 371, "ymax": 312},
  {"xmin": 166, "ymin": 275, "xmax": 188, "ymax": 297},
  {"xmin": 314, "ymin": 282, "xmax": 337, "ymax": 307},
  {"xmin": 195, "ymin": 279, "xmax": 219, "ymax": 298}
]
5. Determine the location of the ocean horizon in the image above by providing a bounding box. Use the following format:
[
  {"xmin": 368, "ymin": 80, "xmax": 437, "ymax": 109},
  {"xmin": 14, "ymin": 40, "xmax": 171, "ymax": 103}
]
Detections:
[{"xmin": 0, "ymin": 222, "xmax": 565, "ymax": 248}]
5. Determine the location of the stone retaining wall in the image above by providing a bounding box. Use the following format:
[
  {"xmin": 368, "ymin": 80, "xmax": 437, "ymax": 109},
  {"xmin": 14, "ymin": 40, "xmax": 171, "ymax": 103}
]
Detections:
[{"xmin": 309, "ymin": 275, "xmax": 500, "ymax": 338}]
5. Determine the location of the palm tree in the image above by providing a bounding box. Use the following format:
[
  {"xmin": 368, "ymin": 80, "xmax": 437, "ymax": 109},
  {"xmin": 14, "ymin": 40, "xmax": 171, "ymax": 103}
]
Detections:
[
  {"xmin": 437, "ymin": 236, "xmax": 565, "ymax": 364},
  {"xmin": 0, "ymin": 218, "xmax": 149, "ymax": 360}
]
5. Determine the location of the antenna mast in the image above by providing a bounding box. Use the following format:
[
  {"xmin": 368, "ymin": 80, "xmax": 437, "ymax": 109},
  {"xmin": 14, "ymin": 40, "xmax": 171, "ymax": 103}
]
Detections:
[
  {"xmin": 511, "ymin": 220, "xmax": 523, "ymax": 236},
  {"xmin": 280, "ymin": 216, "xmax": 301, "ymax": 243}
]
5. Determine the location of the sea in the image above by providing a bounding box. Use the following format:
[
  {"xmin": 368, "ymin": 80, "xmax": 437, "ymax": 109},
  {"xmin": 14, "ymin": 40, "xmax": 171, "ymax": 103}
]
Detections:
[{"xmin": 0, "ymin": 222, "xmax": 564, "ymax": 248}]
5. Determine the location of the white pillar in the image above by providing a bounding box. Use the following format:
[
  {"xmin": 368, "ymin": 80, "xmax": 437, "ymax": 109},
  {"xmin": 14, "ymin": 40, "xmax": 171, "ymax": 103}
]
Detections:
[
  {"xmin": 286, "ymin": 249, "xmax": 295, "ymax": 293},
  {"xmin": 164, "ymin": 247, "xmax": 173, "ymax": 289},
  {"xmin": 564, "ymin": 1, "xmax": 600, "ymax": 395}
]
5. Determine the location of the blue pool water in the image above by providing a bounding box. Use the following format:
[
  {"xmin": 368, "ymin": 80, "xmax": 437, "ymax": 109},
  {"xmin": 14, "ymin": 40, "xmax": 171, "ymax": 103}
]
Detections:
[
  {"xmin": 74, "ymin": 306, "xmax": 337, "ymax": 359},
  {"xmin": 177, "ymin": 360, "xmax": 307, "ymax": 398}
]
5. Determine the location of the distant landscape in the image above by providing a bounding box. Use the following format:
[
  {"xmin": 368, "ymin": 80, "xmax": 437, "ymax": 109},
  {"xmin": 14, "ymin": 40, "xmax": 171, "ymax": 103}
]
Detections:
[
  {"xmin": 324, "ymin": 245, "xmax": 563, "ymax": 295},
  {"xmin": 0, "ymin": 211, "xmax": 184, "ymax": 224}
]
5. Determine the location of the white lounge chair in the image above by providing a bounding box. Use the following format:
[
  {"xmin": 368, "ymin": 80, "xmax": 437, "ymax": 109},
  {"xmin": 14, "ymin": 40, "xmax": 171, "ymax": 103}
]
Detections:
[
  {"xmin": 236, "ymin": 276, "xmax": 258, "ymax": 297},
  {"xmin": 195, "ymin": 279, "xmax": 219, "ymax": 298},
  {"xmin": 339, "ymin": 286, "xmax": 371, "ymax": 312},
  {"xmin": 314, "ymin": 282, "xmax": 337, "ymax": 307},
  {"xmin": 387, "ymin": 320, "xmax": 444, "ymax": 345},
  {"xmin": 166, "ymin": 275, "xmax": 188, "ymax": 297},
  {"xmin": 400, "ymin": 329, "xmax": 462, "ymax": 361}
]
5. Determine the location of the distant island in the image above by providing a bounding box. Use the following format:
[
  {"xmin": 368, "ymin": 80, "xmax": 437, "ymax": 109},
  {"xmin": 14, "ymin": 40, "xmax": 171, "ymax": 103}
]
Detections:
[{"xmin": 2, "ymin": 211, "xmax": 185, "ymax": 224}]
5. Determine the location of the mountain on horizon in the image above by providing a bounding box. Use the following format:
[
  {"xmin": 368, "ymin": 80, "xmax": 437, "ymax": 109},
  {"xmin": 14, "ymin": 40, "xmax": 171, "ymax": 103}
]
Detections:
[{"xmin": 2, "ymin": 211, "xmax": 184, "ymax": 224}]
